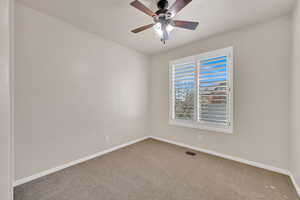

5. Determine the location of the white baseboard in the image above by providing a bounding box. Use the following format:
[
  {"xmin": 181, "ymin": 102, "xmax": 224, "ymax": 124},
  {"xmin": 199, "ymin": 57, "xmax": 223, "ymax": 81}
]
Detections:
[
  {"xmin": 149, "ymin": 136, "xmax": 289, "ymax": 175},
  {"xmin": 13, "ymin": 136, "xmax": 150, "ymax": 187},
  {"xmin": 13, "ymin": 135, "xmax": 300, "ymax": 198},
  {"xmin": 149, "ymin": 136, "xmax": 300, "ymax": 198},
  {"xmin": 288, "ymin": 171, "xmax": 300, "ymax": 197}
]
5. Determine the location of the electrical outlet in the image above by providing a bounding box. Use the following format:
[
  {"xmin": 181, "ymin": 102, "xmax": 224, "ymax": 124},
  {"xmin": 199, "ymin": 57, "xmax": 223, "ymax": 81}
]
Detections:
[{"xmin": 105, "ymin": 136, "xmax": 110, "ymax": 143}]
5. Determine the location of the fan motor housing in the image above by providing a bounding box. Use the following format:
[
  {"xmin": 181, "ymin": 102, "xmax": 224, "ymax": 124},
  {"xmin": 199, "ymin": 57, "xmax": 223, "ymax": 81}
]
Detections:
[{"xmin": 157, "ymin": 0, "xmax": 169, "ymax": 10}]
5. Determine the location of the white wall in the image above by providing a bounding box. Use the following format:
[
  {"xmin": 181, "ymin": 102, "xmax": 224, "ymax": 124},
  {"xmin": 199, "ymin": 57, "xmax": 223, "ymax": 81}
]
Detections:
[
  {"xmin": 291, "ymin": 0, "xmax": 300, "ymax": 189},
  {"xmin": 150, "ymin": 16, "xmax": 291, "ymax": 170},
  {"xmin": 14, "ymin": 3, "xmax": 149, "ymax": 180},
  {"xmin": 0, "ymin": 0, "xmax": 12, "ymax": 199}
]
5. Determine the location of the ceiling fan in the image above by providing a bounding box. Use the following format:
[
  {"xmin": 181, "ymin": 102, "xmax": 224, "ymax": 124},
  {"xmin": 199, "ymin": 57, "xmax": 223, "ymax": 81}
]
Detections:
[{"xmin": 130, "ymin": 0, "xmax": 199, "ymax": 44}]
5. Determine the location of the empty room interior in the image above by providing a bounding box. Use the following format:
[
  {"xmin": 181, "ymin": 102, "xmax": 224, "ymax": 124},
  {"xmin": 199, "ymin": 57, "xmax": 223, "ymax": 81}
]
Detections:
[{"xmin": 2, "ymin": 0, "xmax": 300, "ymax": 199}]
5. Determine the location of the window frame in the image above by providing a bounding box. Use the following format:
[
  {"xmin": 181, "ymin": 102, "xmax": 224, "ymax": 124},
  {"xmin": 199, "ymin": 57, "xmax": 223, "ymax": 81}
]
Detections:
[{"xmin": 169, "ymin": 47, "xmax": 234, "ymax": 134}]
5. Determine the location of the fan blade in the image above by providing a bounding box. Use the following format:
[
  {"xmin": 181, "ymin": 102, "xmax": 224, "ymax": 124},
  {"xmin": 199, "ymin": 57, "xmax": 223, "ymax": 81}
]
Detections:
[
  {"xmin": 130, "ymin": 0, "xmax": 156, "ymax": 17},
  {"xmin": 174, "ymin": 20, "xmax": 199, "ymax": 30},
  {"xmin": 169, "ymin": 0, "xmax": 192, "ymax": 16},
  {"xmin": 132, "ymin": 24, "xmax": 154, "ymax": 33}
]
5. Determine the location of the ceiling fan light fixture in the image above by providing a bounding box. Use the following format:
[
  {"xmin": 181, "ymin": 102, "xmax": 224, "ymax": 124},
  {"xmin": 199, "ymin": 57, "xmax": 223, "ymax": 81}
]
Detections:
[
  {"xmin": 153, "ymin": 21, "xmax": 174, "ymax": 41},
  {"xmin": 166, "ymin": 24, "xmax": 174, "ymax": 34},
  {"xmin": 153, "ymin": 22, "xmax": 164, "ymax": 38}
]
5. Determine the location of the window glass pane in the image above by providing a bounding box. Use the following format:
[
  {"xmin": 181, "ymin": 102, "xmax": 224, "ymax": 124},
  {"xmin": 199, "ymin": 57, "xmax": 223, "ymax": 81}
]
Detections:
[{"xmin": 173, "ymin": 63, "xmax": 196, "ymax": 120}]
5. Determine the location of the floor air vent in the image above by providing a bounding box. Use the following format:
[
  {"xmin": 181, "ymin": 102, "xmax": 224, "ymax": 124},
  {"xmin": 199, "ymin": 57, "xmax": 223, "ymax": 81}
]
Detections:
[{"xmin": 186, "ymin": 151, "xmax": 196, "ymax": 156}]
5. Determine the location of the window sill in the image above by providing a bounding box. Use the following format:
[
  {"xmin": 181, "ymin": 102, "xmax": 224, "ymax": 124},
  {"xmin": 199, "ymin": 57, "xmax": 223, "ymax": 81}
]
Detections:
[{"xmin": 169, "ymin": 120, "xmax": 233, "ymax": 134}]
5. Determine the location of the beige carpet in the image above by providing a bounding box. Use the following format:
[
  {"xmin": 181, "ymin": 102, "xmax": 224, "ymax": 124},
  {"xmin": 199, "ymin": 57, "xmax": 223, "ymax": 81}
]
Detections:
[{"xmin": 14, "ymin": 139, "xmax": 299, "ymax": 200}]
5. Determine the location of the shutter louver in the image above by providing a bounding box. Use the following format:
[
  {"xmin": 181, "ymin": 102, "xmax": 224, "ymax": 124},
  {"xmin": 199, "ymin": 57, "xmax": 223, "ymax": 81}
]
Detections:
[
  {"xmin": 173, "ymin": 62, "xmax": 197, "ymax": 120},
  {"xmin": 198, "ymin": 56, "xmax": 230, "ymax": 125}
]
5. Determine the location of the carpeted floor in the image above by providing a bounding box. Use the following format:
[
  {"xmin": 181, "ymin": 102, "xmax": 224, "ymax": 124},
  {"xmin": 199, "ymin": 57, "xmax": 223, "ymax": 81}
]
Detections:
[{"xmin": 14, "ymin": 139, "xmax": 299, "ymax": 200}]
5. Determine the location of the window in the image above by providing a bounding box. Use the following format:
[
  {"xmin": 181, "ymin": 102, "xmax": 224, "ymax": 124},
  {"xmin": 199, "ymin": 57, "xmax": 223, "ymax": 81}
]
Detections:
[{"xmin": 169, "ymin": 47, "xmax": 233, "ymax": 133}]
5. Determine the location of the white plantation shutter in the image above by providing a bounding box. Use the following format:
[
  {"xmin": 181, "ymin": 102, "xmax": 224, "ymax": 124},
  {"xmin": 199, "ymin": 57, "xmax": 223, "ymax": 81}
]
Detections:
[
  {"xmin": 172, "ymin": 62, "xmax": 197, "ymax": 120},
  {"xmin": 170, "ymin": 47, "xmax": 233, "ymax": 133},
  {"xmin": 198, "ymin": 56, "xmax": 230, "ymax": 125}
]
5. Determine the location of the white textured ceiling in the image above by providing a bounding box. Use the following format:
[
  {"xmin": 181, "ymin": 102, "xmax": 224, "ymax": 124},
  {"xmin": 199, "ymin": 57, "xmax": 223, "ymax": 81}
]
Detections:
[{"xmin": 17, "ymin": 0, "xmax": 294, "ymax": 54}]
